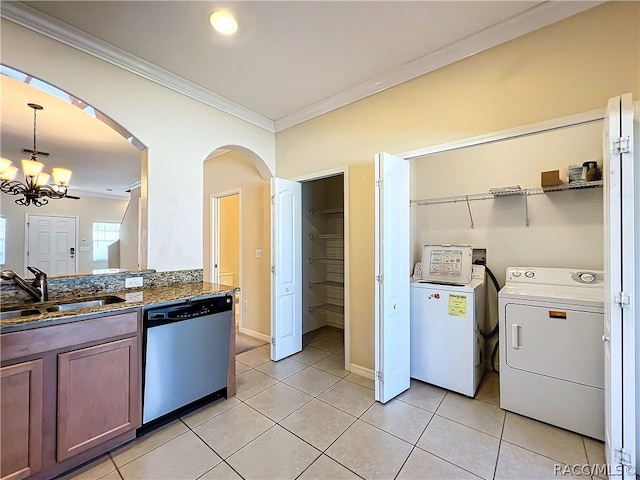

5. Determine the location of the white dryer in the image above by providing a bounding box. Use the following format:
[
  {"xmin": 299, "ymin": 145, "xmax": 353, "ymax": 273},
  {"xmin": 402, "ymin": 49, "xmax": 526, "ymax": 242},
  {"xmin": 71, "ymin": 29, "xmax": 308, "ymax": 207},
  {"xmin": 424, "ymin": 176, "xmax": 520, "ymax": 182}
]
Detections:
[{"xmin": 499, "ymin": 267, "xmax": 604, "ymax": 440}]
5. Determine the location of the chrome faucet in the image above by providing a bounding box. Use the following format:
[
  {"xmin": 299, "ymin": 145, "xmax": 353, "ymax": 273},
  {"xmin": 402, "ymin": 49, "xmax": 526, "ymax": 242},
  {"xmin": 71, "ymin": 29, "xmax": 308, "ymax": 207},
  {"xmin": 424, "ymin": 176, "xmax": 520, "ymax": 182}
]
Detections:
[{"xmin": 0, "ymin": 267, "xmax": 49, "ymax": 302}]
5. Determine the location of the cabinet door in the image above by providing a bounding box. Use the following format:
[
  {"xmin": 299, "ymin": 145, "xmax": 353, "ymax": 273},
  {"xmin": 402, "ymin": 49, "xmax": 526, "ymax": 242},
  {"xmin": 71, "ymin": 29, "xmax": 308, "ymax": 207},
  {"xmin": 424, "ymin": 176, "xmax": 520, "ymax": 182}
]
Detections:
[
  {"xmin": 57, "ymin": 337, "xmax": 140, "ymax": 461},
  {"xmin": 1, "ymin": 359, "xmax": 43, "ymax": 480}
]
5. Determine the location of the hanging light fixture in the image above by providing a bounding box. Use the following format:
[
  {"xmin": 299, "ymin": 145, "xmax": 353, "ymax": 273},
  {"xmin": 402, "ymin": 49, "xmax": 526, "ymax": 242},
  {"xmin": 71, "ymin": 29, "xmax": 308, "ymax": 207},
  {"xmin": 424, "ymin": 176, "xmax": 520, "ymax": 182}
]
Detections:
[{"xmin": 0, "ymin": 103, "xmax": 73, "ymax": 206}]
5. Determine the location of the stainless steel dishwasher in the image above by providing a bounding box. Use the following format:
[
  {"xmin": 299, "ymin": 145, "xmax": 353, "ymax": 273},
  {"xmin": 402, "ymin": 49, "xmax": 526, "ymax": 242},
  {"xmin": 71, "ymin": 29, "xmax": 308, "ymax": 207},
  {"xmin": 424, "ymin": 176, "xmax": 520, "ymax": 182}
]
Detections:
[{"xmin": 142, "ymin": 295, "xmax": 233, "ymax": 426}]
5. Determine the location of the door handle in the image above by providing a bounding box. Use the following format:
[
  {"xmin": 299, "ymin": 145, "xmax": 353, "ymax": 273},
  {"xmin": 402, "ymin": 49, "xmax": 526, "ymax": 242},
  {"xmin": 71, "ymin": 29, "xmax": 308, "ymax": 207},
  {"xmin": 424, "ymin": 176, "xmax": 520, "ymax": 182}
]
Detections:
[
  {"xmin": 69, "ymin": 247, "xmax": 75, "ymax": 258},
  {"xmin": 602, "ymin": 335, "xmax": 609, "ymax": 343},
  {"xmin": 511, "ymin": 324, "xmax": 520, "ymax": 349}
]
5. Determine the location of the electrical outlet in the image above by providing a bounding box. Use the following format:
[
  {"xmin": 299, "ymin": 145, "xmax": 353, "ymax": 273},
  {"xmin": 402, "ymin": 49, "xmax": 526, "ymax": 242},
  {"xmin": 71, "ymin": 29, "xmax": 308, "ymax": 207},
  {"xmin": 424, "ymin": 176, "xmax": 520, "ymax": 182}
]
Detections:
[
  {"xmin": 243, "ymin": 300, "xmax": 248, "ymax": 310},
  {"xmin": 125, "ymin": 276, "xmax": 143, "ymax": 288}
]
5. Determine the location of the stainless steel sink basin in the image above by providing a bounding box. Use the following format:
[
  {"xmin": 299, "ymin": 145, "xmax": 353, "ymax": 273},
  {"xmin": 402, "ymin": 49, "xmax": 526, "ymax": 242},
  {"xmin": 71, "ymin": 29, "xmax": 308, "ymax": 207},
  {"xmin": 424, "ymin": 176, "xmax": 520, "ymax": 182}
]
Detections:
[
  {"xmin": 45, "ymin": 296, "xmax": 125, "ymax": 312},
  {"xmin": 0, "ymin": 309, "xmax": 43, "ymax": 320},
  {"xmin": 0, "ymin": 295, "xmax": 126, "ymax": 320}
]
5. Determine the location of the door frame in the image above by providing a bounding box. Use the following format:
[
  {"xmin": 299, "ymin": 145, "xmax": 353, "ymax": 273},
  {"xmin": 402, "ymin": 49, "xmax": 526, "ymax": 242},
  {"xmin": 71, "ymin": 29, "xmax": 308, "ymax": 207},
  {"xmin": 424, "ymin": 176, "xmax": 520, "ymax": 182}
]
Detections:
[
  {"xmin": 24, "ymin": 213, "xmax": 79, "ymax": 277},
  {"xmin": 210, "ymin": 189, "xmax": 242, "ymax": 328},
  {"xmin": 291, "ymin": 166, "xmax": 351, "ymax": 372}
]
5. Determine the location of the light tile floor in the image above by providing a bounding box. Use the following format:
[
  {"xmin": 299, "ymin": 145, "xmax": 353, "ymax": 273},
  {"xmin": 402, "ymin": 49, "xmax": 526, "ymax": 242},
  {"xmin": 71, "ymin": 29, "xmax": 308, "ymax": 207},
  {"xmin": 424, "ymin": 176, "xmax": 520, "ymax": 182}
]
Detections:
[{"xmin": 59, "ymin": 326, "xmax": 607, "ymax": 480}]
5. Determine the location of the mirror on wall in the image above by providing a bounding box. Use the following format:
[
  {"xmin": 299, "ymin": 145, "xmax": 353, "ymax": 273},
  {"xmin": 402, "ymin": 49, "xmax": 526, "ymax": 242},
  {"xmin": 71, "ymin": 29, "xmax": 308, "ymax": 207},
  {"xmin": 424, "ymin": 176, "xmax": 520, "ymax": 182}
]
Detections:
[{"xmin": 0, "ymin": 66, "xmax": 146, "ymax": 276}]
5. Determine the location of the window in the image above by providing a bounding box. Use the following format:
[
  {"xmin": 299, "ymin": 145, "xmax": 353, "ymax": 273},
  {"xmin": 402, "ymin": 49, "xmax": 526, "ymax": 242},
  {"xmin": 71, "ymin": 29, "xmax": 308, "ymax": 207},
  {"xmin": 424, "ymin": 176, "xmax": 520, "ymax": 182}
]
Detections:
[
  {"xmin": 93, "ymin": 222, "xmax": 120, "ymax": 262},
  {"xmin": 0, "ymin": 217, "xmax": 5, "ymax": 265}
]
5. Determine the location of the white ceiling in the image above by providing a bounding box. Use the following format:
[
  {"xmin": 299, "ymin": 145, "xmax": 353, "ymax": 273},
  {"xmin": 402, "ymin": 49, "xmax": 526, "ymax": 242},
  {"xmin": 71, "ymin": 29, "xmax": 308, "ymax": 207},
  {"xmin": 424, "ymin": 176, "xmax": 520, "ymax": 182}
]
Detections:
[{"xmin": 0, "ymin": 1, "xmax": 601, "ymax": 197}]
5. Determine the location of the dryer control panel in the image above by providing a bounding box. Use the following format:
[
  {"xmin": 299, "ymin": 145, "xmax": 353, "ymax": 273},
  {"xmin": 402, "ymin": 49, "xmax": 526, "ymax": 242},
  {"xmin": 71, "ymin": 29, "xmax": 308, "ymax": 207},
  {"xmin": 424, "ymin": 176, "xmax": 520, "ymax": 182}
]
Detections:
[{"xmin": 505, "ymin": 267, "xmax": 603, "ymax": 287}]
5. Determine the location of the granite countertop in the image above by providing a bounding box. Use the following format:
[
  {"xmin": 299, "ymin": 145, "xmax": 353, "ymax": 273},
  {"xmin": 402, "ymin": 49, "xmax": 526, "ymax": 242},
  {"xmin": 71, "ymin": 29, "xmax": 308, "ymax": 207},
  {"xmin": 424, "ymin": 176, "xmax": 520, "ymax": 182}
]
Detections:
[{"xmin": 0, "ymin": 282, "xmax": 236, "ymax": 333}]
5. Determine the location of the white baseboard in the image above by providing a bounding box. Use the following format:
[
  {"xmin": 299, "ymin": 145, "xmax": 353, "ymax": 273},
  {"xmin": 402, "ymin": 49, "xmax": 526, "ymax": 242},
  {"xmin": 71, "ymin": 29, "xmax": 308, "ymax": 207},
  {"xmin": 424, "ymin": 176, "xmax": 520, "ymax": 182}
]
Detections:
[
  {"xmin": 238, "ymin": 327, "xmax": 270, "ymax": 343},
  {"xmin": 349, "ymin": 363, "xmax": 375, "ymax": 380}
]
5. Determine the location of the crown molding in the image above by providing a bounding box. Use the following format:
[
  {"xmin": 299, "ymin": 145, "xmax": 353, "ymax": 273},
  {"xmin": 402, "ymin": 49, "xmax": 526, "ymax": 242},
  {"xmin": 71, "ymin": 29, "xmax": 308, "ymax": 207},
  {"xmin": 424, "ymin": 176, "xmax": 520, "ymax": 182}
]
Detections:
[
  {"xmin": 1, "ymin": 2, "xmax": 276, "ymax": 133},
  {"xmin": 274, "ymin": 1, "xmax": 604, "ymax": 132},
  {"xmin": 67, "ymin": 187, "xmax": 130, "ymax": 201}
]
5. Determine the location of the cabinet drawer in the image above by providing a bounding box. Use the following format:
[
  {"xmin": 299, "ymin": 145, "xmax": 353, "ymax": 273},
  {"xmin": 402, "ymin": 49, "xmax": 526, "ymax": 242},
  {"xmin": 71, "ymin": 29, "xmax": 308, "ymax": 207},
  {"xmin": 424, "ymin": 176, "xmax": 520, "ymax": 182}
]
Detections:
[{"xmin": 1, "ymin": 311, "xmax": 139, "ymax": 362}]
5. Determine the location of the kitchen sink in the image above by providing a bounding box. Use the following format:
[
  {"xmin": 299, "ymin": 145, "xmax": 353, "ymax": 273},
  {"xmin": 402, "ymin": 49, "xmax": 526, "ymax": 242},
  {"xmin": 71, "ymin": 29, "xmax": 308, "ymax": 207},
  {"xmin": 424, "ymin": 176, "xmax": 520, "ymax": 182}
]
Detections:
[
  {"xmin": 0, "ymin": 309, "xmax": 43, "ymax": 320},
  {"xmin": 0, "ymin": 295, "xmax": 126, "ymax": 319},
  {"xmin": 45, "ymin": 296, "xmax": 125, "ymax": 312}
]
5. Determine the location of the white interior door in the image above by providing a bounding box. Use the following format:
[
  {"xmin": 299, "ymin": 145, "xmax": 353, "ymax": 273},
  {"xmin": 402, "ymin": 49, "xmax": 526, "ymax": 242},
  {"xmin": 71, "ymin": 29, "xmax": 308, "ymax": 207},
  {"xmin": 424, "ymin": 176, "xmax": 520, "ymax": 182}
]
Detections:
[
  {"xmin": 271, "ymin": 177, "xmax": 302, "ymax": 361},
  {"xmin": 26, "ymin": 215, "xmax": 77, "ymax": 276},
  {"xmin": 374, "ymin": 152, "xmax": 410, "ymax": 403},
  {"xmin": 603, "ymin": 93, "xmax": 637, "ymax": 477}
]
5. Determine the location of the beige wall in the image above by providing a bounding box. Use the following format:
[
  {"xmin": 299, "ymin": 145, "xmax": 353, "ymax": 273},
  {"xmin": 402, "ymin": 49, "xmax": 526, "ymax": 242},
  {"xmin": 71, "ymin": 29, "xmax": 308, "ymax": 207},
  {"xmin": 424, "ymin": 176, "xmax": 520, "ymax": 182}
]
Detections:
[
  {"xmin": 203, "ymin": 151, "xmax": 271, "ymax": 337},
  {"xmin": 1, "ymin": 194, "xmax": 127, "ymax": 275},
  {"xmin": 275, "ymin": 2, "xmax": 640, "ymax": 370},
  {"xmin": 219, "ymin": 194, "xmax": 240, "ymax": 286}
]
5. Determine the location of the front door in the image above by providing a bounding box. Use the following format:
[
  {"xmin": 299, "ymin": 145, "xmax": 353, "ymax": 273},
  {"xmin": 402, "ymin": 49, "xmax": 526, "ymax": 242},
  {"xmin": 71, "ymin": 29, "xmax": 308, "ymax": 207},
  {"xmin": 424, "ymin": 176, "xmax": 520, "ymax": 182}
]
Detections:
[{"xmin": 26, "ymin": 215, "xmax": 77, "ymax": 276}]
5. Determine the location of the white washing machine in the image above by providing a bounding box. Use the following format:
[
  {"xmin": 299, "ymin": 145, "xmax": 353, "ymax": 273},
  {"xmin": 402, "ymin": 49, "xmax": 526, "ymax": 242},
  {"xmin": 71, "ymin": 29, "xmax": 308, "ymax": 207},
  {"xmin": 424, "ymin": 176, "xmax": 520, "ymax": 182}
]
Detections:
[
  {"xmin": 499, "ymin": 267, "xmax": 604, "ymax": 440},
  {"xmin": 410, "ymin": 245, "xmax": 486, "ymax": 397}
]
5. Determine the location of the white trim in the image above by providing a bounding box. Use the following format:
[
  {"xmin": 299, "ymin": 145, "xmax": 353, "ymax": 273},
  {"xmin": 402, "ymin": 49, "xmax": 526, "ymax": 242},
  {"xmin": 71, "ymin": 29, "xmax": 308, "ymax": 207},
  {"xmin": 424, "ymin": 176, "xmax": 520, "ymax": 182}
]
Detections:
[
  {"xmin": 1, "ymin": 1, "xmax": 602, "ymax": 133},
  {"xmin": 210, "ymin": 195, "xmax": 220, "ymax": 284},
  {"xmin": 274, "ymin": 1, "xmax": 604, "ymax": 131},
  {"xmin": 291, "ymin": 165, "xmax": 349, "ymax": 183},
  {"xmin": 67, "ymin": 187, "xmax": 130, "ymax": 201},
  {"xmin": 399, "ymin": 108, "xmax": 605, "ymax": 159},
  {"xmin": 349, "ymin": 363, "xmax": 375, "ymax": 380},
  {"xmin": 1, "ymin": 2, "xmax": 275, "ymax": 133},
  {"xmin": 239, "ymin": 327, "xmax": 271, "ymax": 343}
]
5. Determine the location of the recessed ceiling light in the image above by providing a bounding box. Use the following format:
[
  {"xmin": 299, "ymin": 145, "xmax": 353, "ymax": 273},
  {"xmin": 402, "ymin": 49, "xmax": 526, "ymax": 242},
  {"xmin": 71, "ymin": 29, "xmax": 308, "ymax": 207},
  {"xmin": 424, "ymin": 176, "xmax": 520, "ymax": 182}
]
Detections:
[{"xmin": 209, "ymin": 11, "xmax": 238, "ymax": 35}]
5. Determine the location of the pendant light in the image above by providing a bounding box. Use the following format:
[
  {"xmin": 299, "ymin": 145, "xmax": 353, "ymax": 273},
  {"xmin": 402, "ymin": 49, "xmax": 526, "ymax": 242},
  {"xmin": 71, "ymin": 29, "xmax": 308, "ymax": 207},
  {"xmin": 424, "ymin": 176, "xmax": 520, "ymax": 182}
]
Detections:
[{"xmin": 0, "ymin": 103, "xmax": 73, "ymax": 206}]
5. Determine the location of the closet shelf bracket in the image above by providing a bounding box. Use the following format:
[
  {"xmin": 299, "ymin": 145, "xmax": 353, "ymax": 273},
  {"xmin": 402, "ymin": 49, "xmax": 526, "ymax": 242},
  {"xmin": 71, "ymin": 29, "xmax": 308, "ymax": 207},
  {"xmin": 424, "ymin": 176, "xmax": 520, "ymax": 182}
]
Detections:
[{"xmin": 465, "ymin": 195, "xmax": 474, "ymax": 229}]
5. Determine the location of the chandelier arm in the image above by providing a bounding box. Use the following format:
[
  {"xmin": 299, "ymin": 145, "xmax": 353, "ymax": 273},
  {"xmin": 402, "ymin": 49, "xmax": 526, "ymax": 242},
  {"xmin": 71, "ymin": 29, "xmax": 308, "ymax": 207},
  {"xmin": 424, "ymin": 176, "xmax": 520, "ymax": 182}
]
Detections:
[
  {"xmin": 38, "ymin": 185, "xmax": 68, "ymax": 199},
  {"xmin": 0, "ymin": 180, "xmax": 28, "ymax": 195}
]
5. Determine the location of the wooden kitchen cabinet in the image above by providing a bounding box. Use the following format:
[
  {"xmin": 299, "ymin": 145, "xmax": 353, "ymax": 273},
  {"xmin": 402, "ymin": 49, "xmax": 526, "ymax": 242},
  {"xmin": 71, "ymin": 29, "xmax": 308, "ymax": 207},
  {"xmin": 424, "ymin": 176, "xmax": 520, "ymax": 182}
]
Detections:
[
  {"xmin": 1, "ymin": 359, "xmax": 43, "ymax": 480},
  {"xmin": 57, "ymin": 336, "xmax": 140, "ymax": 461},
  {"xmin": 1, "ymin": 309, "xmax": 141, "ymax": 480}
]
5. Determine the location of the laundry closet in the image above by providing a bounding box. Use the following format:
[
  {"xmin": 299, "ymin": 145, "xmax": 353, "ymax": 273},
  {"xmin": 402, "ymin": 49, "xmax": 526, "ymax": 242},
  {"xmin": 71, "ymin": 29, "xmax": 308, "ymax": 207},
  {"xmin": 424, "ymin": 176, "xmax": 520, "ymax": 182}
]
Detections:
[{"xmin": 300, "ymin": 174, "xmax": 345, "ymax": 336}]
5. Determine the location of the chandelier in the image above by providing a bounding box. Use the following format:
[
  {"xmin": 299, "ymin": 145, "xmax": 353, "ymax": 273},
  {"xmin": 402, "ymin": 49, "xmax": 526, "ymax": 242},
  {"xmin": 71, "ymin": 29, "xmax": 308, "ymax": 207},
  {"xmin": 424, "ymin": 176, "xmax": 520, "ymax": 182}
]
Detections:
[{"xmin": 0, "ymin": 103, "xmax": 73, "ymax": 207}]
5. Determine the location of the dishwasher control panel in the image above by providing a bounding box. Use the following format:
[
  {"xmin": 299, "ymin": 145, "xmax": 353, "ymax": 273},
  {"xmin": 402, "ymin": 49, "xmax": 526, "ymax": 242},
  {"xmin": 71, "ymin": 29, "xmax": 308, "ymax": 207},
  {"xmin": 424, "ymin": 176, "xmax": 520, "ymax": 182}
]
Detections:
[{"xmin": 144, "ymin": 295, "xmax": 233, "ymax": 323}]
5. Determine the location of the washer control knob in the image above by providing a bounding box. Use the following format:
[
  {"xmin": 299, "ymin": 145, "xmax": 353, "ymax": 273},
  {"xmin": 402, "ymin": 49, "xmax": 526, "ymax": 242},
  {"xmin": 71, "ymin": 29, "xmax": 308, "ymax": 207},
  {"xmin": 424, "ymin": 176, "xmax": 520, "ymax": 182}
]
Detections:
[
  {"xmin": 579, "ymin": 272, "xmax": 596, "ymax": 283},
  {"xmin": 525, "ymin": 271, "xmax": 535, "ymax": 278},
  {"xmin": 512, "ymin": 271, "xmax": 522, "ymax": 278}
]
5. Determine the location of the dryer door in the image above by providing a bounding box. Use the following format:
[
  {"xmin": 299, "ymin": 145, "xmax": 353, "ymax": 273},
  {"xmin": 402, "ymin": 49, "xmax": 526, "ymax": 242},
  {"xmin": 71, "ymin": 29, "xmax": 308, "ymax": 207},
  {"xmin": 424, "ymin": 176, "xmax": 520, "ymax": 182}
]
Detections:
[{"xmin": 504, "ymin": 303, "xmax": 604, "ymax": 389}]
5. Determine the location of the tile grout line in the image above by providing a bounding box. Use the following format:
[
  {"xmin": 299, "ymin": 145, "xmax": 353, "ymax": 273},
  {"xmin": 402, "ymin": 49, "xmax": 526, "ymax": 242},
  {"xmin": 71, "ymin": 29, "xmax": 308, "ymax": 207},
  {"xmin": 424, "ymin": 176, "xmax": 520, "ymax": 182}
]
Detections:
[
  {"xmin": 490, "ymin": 406, "xmax": 509, "ymax": 479},
  {"xmin": 429, "ymin": 411, "xmax": 505, "ymax": 441}
]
